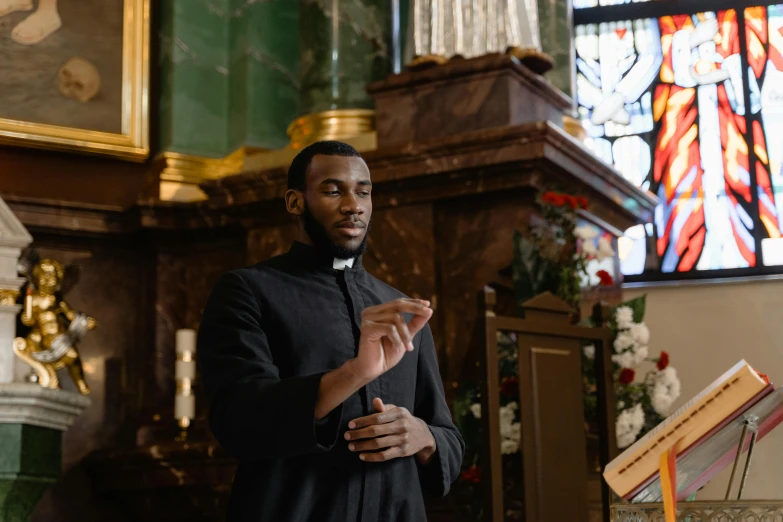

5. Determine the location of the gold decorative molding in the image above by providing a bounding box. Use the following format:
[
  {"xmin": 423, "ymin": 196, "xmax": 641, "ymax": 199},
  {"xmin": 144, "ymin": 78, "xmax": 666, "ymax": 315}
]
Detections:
[
  {"xmin": 407, "ymin": 54, "xmax": 450, "ymax": 70},
  {"xmin": 563, "ymin": 115, "xmax": 587, "ymax": 142},
  {"xmin": 287, "ymin": 109, "xmax": 376, "ymax": 150},
  {"xmin": 506, "ymin": 47, "xmax": 554, "ymax": 75},
  {"xmin": 0, "ymin": 289, "xmax": 20, "ymax": 306},
  {"xmin": 243, "ymin": 109, "xmax": 378, "ymax": 172},
  {"xmin": 156, "ymin": 147, "xmax": 257, "ymax": 202}
]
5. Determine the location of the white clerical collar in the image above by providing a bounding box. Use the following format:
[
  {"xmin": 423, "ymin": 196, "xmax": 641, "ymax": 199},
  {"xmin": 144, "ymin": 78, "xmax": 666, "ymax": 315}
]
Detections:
[{"xmin": 333, "ymin": 258, "xmax": 355, "ymax": 270}]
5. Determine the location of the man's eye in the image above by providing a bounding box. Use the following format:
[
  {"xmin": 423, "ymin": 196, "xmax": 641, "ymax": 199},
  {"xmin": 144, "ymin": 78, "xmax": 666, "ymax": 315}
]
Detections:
[
  {"xmin": 324, "ymin": 191, "xmax": 340, "ymax": 195},
  {"xmin": 358, "ymin": 192, "xmax": 370, "ymax": 197}
]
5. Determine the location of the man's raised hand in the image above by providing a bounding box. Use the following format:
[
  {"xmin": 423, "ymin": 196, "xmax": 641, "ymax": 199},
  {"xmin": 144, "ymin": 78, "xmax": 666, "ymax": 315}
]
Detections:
[{"xmin": 347, "ymin": 298, "xmax": 433, "ymax": 382}]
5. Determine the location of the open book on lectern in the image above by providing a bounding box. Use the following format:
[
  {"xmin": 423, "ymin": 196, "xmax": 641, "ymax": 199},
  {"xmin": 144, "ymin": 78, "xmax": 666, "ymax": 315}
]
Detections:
[{"xmin": 604, "ymin": 360, "xmax": 782, "ymax": 500}]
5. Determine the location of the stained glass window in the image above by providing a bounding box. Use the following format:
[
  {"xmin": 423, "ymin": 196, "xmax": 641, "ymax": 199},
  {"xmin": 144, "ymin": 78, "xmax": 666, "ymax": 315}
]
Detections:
[
  {"xmin": 745, "ymin": 5, "xmax": 783, "ymax": 265},
  {"xmin": 573, "ymin": 7, "xmax": 783, "ymax": 277}
]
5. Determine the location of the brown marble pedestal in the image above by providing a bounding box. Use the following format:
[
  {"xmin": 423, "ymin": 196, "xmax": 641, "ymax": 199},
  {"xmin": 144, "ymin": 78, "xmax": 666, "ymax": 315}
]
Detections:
[{"xmin": 367, "ymin": 54, "xmax": 573, "ymax": 146}]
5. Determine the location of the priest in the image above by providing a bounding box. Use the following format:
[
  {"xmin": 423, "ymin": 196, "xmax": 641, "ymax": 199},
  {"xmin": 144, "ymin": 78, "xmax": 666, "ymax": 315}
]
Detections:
[{"xmin": 198, "ymin": 140, "xmax": 465, "ymax": 522}]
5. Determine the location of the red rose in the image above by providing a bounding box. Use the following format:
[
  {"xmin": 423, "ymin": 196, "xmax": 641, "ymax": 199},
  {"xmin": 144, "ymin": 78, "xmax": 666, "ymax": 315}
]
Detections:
[
  {"xmin": 541, "ymin": 192, "xmax": 561, "ymax": 205},
  {"xmin": 576, "ymin": 196, "xmax": 589, "ymax": 209},
  {"xmin": 657, "ymin": 351, "xmax": 670, "ymax": 371},
  {"xmin": 596, "ymin": 270, "xmax": 614, "ymax": 286},
  {"xmin": 619, "ymin": 368, "xmax": 635, "ymax": 384},
  {"xmin": 461, "ymin": 465, "xmax": 481, "ymax": 484},
  {"xmin": 500, "ymin": 376, "xmax": 519, "ymax": 397},
  {"xmin": 564, "ymin": 195, "xmax": 578, "ymax": 210}
]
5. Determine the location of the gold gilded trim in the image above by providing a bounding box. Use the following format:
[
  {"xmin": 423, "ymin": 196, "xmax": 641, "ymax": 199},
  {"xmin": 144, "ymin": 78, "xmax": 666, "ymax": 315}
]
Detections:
[
  {"xmin": 563, "ymin": 115, "xmax": 587, "ymax": 142},
  {"xmin": 243, "ymin": 110, "xmax": 378, "ymax": 172},
  {"xmin": 287, "ymin": 109, "xmax": 376, "ymax": 150},
  {"xmin": 0, "ymin": 289, "xmax": 20, "ymax": 306},
  {"xmin": 156, "ymin": 147, "xmax": 253, "ymax": 202},
  {"xmin": 0, "ymin": 0, "xmax": 150, "ymax": 161},
  {"xmin": 506, "ymin": 47, "xmax": 554, "ymax": 75}
]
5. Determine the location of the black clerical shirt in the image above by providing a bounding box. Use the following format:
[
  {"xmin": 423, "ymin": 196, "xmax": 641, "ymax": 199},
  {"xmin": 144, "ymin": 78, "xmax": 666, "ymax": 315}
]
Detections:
[{"xmin": 198, "ymin": 241, "xmax": 465, "ymax": 522}]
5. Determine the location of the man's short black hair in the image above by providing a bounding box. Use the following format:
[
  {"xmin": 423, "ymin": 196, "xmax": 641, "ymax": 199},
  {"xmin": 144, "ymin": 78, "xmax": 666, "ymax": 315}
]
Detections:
[{"xmin": 287, "ymin": 140, "xmax": 363, "ymax": 191}]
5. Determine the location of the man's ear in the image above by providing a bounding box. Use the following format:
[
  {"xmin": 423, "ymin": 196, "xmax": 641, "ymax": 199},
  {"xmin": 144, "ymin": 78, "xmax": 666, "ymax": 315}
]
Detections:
[{"xmin": 285, "ymin": 189, "xmax": 304, "ymax": 216}]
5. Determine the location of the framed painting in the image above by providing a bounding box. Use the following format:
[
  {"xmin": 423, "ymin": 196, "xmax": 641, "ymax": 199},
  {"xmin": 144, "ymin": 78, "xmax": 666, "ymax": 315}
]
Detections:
[{"xmin": 0, "ymin": 0, "xmax": 149, "ymax": 161}]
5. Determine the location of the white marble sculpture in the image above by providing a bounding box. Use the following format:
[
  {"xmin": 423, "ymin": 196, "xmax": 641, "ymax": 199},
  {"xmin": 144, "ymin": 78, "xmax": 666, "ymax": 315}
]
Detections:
[{"xmin": 405, "ymin": 0, "xmax": 543, "ymax": 65}]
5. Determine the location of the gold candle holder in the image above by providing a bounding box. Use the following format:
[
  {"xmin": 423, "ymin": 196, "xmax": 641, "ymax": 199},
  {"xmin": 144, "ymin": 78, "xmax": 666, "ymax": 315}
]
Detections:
[{"xmin": 175, "ymin": 329, "xmax": 196, "ymax": 440}]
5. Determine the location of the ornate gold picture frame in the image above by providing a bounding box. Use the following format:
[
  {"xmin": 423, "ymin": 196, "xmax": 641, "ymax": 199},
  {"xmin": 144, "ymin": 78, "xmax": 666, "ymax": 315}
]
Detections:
[{"xmin": 0, "ymin": 0, "xmax": 149, "ymax": 161}]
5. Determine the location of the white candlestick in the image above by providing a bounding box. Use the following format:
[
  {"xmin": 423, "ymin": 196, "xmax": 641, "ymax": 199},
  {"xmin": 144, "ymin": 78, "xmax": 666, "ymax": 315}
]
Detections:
[
  {"xmin": 174, "ymin": 328, "xmax": 196, "ymax": 430},
  {"xmin": 176, "ymin": 329, "xmax": 196, "ymax": 354}
]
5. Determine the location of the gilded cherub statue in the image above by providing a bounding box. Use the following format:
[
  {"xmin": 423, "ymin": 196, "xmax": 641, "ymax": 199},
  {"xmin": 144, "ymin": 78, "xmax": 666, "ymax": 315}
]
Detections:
[{"xmin": 12, "ymin": 249, "xmax": 96, "ymax": 395}]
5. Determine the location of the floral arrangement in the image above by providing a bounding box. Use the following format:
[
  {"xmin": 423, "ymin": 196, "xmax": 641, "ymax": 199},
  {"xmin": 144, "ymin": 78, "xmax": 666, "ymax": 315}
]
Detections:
[
  {"xmin": 451, "ymin": 331, "xmax": 525, "ymax": 520},
  {"xmin": 448, "ymin": 190, "xmax": 680, "ymax": 520},
  {"xmin": 583, "ymin": 298, "xmax": 681, "ymax": 448}
]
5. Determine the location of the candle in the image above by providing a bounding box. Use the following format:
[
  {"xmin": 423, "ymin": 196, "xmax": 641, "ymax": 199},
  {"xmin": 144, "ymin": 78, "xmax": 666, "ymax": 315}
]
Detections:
[
  {"xmin": 176, "ymin": 329, "xmax": 196, "ymax": 354},
  {"xmin": 174, "ymin": 328, "xmax": 196, "ymax": 429}
]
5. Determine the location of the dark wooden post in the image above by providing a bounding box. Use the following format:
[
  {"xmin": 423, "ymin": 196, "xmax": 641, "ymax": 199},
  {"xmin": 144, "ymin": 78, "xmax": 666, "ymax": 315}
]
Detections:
[
  {"xmin": 592, "ymin": 302, "xmax": 618, "ymax": 522},
  {"xmin": 478, "ymin": 286, "xmax": 504, "ymax": 522}
]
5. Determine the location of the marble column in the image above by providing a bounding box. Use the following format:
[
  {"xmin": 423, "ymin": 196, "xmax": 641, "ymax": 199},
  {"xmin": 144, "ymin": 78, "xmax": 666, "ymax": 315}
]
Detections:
[
  {"xmin": 299, "ymin": 0, "xmax": 391, "ymax": 114},
  {"xmin": 0, "ymin": 198, "xmax": 32, "ymax": 385},
  {"xmin": 0, "ymin": 384, "xmax": 90, "ymax": 522},
  {"xmin": 538, "ymin": 0, "xmax": 576, "ymax": 106},
  {"xmin": 157, "ymin": 0, "xmax": 300, "ymax": 200},
  {"xmin": 245, "ymin": 2, "xmax": 301, "ymax": 149}
]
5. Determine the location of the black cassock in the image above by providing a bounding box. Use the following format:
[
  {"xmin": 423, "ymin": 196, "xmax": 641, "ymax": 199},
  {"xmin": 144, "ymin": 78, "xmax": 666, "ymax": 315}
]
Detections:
[{"xmin": 198, "ymin": 241, "xmax": 464, "ymax": 522}]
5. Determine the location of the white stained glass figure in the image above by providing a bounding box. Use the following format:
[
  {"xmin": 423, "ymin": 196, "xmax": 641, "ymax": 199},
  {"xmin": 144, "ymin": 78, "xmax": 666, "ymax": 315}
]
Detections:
[
  {"xmin": 671, "ymin": 14, "xmax": 747, "ymax": 270},
  {"xmin": 406, "ymin": 0, "xmax": 544, "ymax": 65},
  {"xmin": 612, "ymin": 135, "xmax": 650, "ymax": 187},
  {"xmin": 591, "ymin": 19, "xmax": 662, "ymax": 130},
  {"xmin": 619, "ymin": 224, "xmax": 647, "ymax": 276},
  {"xmin": 574, "ymin": 0, "xmax": 597, "ymax": 9}
]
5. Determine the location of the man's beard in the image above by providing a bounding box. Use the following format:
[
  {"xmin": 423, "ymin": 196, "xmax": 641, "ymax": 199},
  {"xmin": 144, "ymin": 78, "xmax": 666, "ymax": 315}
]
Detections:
[{"xmin": 302, "ymin": 203, "xmax": 370, "ymax": 260}]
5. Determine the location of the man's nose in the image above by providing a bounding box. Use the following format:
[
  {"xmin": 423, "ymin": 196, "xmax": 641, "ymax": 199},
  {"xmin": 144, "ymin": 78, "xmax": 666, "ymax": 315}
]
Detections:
[{"xmin": 340, "ymin": 193, "xmax": 364, "ymax": 214}]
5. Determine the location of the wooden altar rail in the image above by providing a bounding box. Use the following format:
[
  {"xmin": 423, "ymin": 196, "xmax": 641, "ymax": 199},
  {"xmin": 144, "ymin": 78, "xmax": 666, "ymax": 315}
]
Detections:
[{"xmin": 477, "ymin": 288, "xmax": 618, "ymax": 522}]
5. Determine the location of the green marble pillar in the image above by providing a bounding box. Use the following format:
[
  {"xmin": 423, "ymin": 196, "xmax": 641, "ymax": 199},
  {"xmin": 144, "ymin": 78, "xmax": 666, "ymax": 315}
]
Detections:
[
  {"xmin": 159, "ymin": 0, "xmax": 235, "ymax": 157},
  {"xmin": 159, "ymin": 0, "xmax": 300, "ymax": 157},
  {"xmin": 538, "ymin": 0, "xmax": 576, "ymax": 108},
  {"xmin": 0, "ymin": 425, "xmax": 60, "ymax": 522},
  {"xmin": 245, "ymin": 1, "xmax": 300, "ymax": 149},
  {"xmin": 299, "ymin": 0, "xmax": 392, "ymax": 114}
]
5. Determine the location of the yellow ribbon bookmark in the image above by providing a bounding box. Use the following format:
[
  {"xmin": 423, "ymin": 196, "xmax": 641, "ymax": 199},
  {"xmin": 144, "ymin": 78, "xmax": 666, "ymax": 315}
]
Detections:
[{"xmin": 660, "ymin": 440, "xmax": 681, "ymax": 522}]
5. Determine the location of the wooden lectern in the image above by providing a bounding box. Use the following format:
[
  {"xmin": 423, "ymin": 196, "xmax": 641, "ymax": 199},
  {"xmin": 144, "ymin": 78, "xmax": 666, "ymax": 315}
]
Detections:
[{"xmin": 478, "ymin": 287, "xmax": 617, "ymax": 522}]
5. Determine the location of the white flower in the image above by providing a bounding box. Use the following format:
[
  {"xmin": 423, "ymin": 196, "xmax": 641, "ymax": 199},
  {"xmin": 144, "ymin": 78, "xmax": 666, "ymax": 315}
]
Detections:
[
  {"xmin": 616, "ymin": 306, "xmax": 634, "ymax": 329},
  {"xmin": 509, "ymin": 422, "xmax": 521, "ymax": 444},
  {"xmin": 651, "ymin": 367, "xmax": 681, "ymax": 416},
  {"xmin": 501, "ymin": 439, "xmax": 519, "ymax": 455},
  {"xmin": 500, "ymin": 418, "xmax": 514, "ymax": 439},
  {"xmin": 470, "ymin": 403, "xmax": 481, "ymax": 419},
  {"xmin": 575, "ymin": 225, "xmax": 599, "ymax": 241},
  {"xmin": 612, "ymin": 350, "xmax": 635, "ymax": 369},
  {"xmin": 583, "ymin": 344, "xmax": 595, "ymax": 360},
  {"xmin": 630, "ymin": 323, "xmax": 650, "ymax": 346},
  {"xmin": 597, "ymin": 236, "xmax": 616, "ymax": 261},
  {"xmin": 613, "ymin": 331, "xmax": 635, "ymax": 353},
  {"xmin": 500, "ymin": 403, "xmax": 517, "ymax": 422},
  {"xmin": 612, "ymin": 345, "xmax": 648, "ymax": 369},
  {"xmin": 616, "ymin": 403, "xmax": 645, "ymax": 449},
  {"xmin": 581, "ymin": 240, "xmax": 598, "ymax": 257}
]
